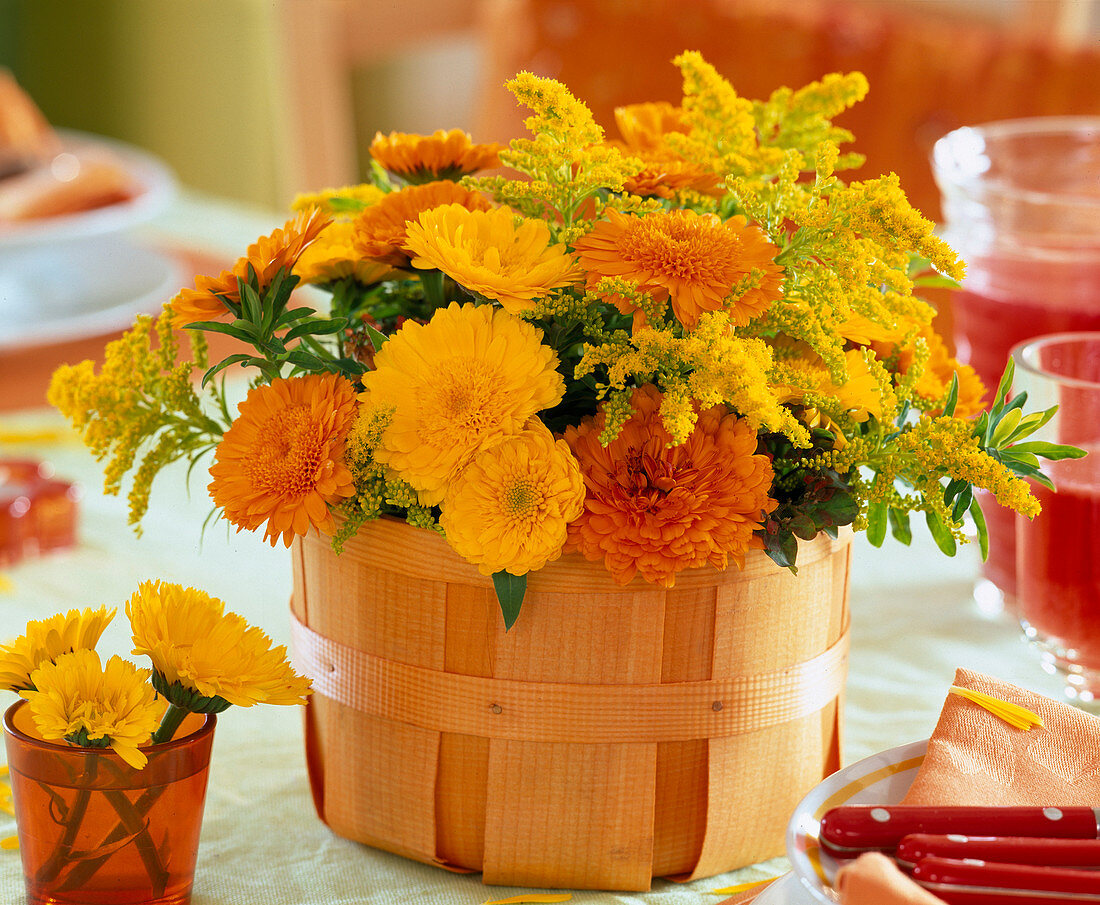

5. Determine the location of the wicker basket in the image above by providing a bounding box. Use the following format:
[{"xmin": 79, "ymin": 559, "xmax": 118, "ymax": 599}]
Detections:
[{"xmin": 290, "ymin": 517, "xmax": 851, "ymax": 891}]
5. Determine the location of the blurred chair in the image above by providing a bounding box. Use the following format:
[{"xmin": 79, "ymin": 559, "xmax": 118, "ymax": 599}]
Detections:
[
  {"xmin": 473, "ymin": 0, "xmax": 1100, "ymax": 220},
  {"xmin": 272, "ymin": 0, "xmax": 482, "ymax": 201}
]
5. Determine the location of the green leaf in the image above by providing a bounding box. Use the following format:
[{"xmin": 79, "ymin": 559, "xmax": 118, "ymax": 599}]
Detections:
[
  {"xmin": 1007, "ymin": 441, "xmax": 1087, "ymax": 460},
  {"xmin": 951, "ymin": 484, "xmax": 973, "ymax": 523},
  {"xmin": 240, "ymin": 279, "xmax": 264, "ymax": 326},
  {"xmin": 184, "ymin": 320, "xmax": 261, "ymax": 343},
  {"xmin": 993, "ymin": 357, "xmax": 1015, "ymax": 412},
  {"xmin": 285, "ymin": 349, "xmax": 324, "ymax": 370},
  {"xmin": 284, "ymin": 317, "xmax": 348, "ymax": 343},
  {"xmin": 866, "ymin": 500, "xmax": 887, "ymax": 547},
  {"xmin": 200, "ymin": 353, "xmax": 255, "ymax": 387},
  {"xmin": 969, "ymin": 496, "xmax": 989, "ymax": 561},
  {"xmin": 941, "ymin": 372, "xmax": 959, "ymax": 418},
  {"xmin": 912, "ymin": 273, "xmax": 962, "ymax": 289},
  {"xmin": 925, "ymin": 510, "xmax": 957, "ymax": 556},
  {"xmin": 990, "ymin": 406, "xmax": 1024, "ymax": 447},
  {"xmin": 365, "ymin": 322, "xmax": 389, "ymax": 352},
  {"xmin": 887, "ymin": 507, "xmax": 912, "ymax": 545},
  {"xmin": 492, "ymin": 571, "xmax": 527, "ymax": 631}
]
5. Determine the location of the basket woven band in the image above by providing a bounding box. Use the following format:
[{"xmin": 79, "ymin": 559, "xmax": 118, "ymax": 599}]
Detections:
[{"xmin": 291, "ymin": 614, "xmax": 848, "ymax": 743}]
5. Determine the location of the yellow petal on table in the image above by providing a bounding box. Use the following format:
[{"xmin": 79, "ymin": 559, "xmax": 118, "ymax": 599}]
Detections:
[
  {"xmin": 949, "ymin": 685, "xmax": 1044, "ymax": 730},
  {"xmin": 0, "ymin": 574, "xmax": 13, "ymax": 593},
  {"xmin": 709, "ymin": 878, "xmax": 776, "ymax": 895},
  {"xmin": 1, "ymin": 836, "xmax": 17, "ymax": 851},
  {"xmin": 482, "ymin": 896, "xmax": 572, "ymax": 904}
]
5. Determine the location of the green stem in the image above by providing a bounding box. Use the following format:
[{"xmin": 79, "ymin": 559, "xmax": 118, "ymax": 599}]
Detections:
[
  {"xmin": 420, "ymin": 269, "xmax": 446, "ymax": 309},
  {"xmin": 34, "ymin": 754, "xmax": 99, "ymax": 885},
  {"xmin": 151, "ymin": 703, "xmax": 189, "ymax": 745}
]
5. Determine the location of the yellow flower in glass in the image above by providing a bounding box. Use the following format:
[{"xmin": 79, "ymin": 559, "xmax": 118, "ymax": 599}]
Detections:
[
  {"xmin": 0, "ymin": 606, "xmax": 115, "ymax": 692},
  {"xmin": 573, "ymin": 208, "xmax": 783, "ymax": 330},
  {"xmin": 370, "ymin": 129, "xmax": 503, "ymax": 184},
  {"xmin": 22, "ymin": 650, "xmax": 161, "ymax": 769},
  {"xmin": 362, "ymin": 302, "xmax": 565, "ymax": 505},
  {"xmin": 127, "ymin": 580, "xmax": 311, "ymax": 743},
  {"xmin": 404, "ymin": 204, "xmax": 581, "ymax": 314},
  {"xmin": 208, "ymin": 372, "xmax": 358, "ymax": 547},
  {"xmin": 440, "ymin": 421, "xmax": 585, "ymax": 575},
  {"xmin": 564, "ymin": 384, "xmax": 777, "ymax": 587}
]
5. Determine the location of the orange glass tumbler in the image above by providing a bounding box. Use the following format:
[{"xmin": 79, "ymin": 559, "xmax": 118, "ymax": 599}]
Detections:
[{"xmin": 3, "ymin": 700, "xmax": 215, "ymax": 905}]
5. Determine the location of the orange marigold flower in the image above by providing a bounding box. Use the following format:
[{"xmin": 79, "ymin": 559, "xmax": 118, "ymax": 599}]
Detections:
[
  {"xmin": 370, "ymin": 129, "xmax": 503, "ymax": 184},
  {"xmin": 563, "ymin": 384, "xmax": 776, "ymax": 587},
  {"xmin": 901, "ymin": 327, "xmax": 987, "ymax": 418},
  {"xmin": 621, "ymin": 149, "xmax": 724, "ymax": 200},
  {"xmin": 208, "ymin": 373, "xmax": 357, "ymax": 547},
  {"xmin": 351, "ymin": 180, "xmax": 492, "ymax": 267},
  {"xmin": 573, "ymin": 208, "xmax": 783, "ymax": 330},
  {"xmin": 170, "ymin": 208, "xmax": 330, "ymax": 327},
  {"xmin": 294, "ymin": 220, "xmax": 395, "ymax": 286},
  {"xmin": 614, "ymin": 101, "xmax": 689, "ymax": 151}
]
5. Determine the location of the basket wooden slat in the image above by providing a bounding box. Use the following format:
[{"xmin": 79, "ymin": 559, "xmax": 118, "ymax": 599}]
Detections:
[{"xmin": 290, "ymin": 517, "xmax": 851, "ymax": 890}]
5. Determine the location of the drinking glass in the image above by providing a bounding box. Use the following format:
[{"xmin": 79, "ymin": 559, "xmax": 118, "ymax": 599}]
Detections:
[
  {"xmin": 4, "ymin": 700, "xmax": 215, "ymax": 905},
  {"xmin": 933, "ymin": 117, "xmax": 1100, "ymax": 617},
  {"xmin": 1012, "ymin": 332, "xmax": 1100, "ymax": 702}
]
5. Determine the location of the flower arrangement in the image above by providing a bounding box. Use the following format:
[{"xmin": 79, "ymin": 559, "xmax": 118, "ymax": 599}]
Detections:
[{"xmin": 49, "ymin": 53, "xmax": 1077, "ymax": 627}]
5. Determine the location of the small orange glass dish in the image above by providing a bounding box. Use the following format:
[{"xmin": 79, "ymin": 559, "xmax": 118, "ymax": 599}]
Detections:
[{"xmin": 3, "ymin": 699, "xmax": 215, "ymax": 905}]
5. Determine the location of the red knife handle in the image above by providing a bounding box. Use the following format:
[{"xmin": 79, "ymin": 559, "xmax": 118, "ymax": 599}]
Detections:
[
  {"xmin": 912, "ymin": 856, "xmax": 1100, "ymax": 903},
  {"xmin": 897, "ymin": 834, "xmax": 1100, "ymax": 869},
  {"xmin": 819, "ymin": 806, "xmax": 1100, "ymax": 858}
]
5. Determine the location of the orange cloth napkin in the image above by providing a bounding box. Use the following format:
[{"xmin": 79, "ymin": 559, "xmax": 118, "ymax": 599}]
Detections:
[
  {"xmin": 835, "ymin": 668, "xmax": 1100, "ymax": 905},
  {"xmin": 903, "ymin": 667, "xmax": 1100, "ymax": 806},
  {"xmin": 836, "ymin": 853, "xmax": 946, "ymax": 905}
]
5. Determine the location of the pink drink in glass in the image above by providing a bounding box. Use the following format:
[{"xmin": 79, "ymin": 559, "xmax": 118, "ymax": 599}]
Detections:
[{"xmin": 933, "ymin": 118, "xmax": 1100, "ymax": 614}]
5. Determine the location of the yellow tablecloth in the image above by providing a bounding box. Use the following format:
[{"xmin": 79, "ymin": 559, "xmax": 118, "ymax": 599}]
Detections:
[{"xmin": 0, "ymin": 192, "xmax": 1071, "ymax": 904}]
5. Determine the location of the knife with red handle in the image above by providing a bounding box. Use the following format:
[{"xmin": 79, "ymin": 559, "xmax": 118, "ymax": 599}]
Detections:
[
  {"xmin": 819, "ymin": 806, "xmax": 1100, "ymax": 858},
  {"xmin": 911, "ymin": 855, "xmax": 1100, "ymax": 904},
  {"xmin": 896, "ymin": 834, "xmax": 1100, "ymax": 870}
]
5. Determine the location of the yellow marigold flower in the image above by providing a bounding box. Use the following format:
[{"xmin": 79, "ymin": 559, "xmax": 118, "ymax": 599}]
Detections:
[
  {"xmin": 619, "ymin": 149, "xmax": 724, "ymax": 201},
  {"xmin": 370, "ymin": 129, "xmax": 502, "ymax": 183},
  {"xmin": 208, "ymin": 373, "xmax": 358, "ymax": 547},
  {"xmin": 772, "ymin": 348, "xmax": 884, "ymax": 423},
  {"xmin": 352, "ymin": 180, "xmax": 492, "ymax": 267},
  {"xmin": 573, "ymin": 208, "xmax": 783, "ymax": 330},
  {"xmin": 439, "ymin": 421, "xmax": 584, "ymax": 575},
  {"xmin": 563, "ymin": 384, "xmax": 777, "ymax": 586},
  {"xmin": 292, "ymin": 183, "xmax": 386, "ymax": 216},
  {"xmin": 128, "ymin": 580, "xmax": 311, "ymax": 711},
  {"xmin": 170, "ymin": 207, "xmax": 331, "ymax": 326},
  {"xmin": 293, "ymin": 220, "xmax": 395, "ymax": 286},
  {"xmin": 404, "ymin": 204, "xmax": 582, "ymax": 314},
  {"xmin": 22, "ymin": 650, "xmax": 161, "ymax": 770},
  {"xmin": 872, "ymin": 325, "xmax": 987, "ymax": 418},
  {"xmin": 362, "ymin": 302, "xmax": 565, "ymax": 505},
  {"xmin": 0, "ymin": 606, "xmax": 115, "ymax": 692}
]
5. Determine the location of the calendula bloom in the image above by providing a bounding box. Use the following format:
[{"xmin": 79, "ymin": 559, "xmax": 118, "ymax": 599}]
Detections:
[
  {"xmin": 573, "ymin": 208, "xmax": 783, "ymax": 329},
  {"xmin": 370, "ymin": 129, "xmax": 503, "ymax": 183},
  {"xmin": 352, "ymin": 180, "xmax": 492, "ymax": 267},
  {"xmin": 440, "ymin": 422, "xmax": 585, "ymax": 575},
  {"xmin": 614, "ymin": 101, "xmax": 690, "ymax": 151},
  {"xmin": 208, "ymin": 373, "xmax": 357, "ymax": 546},
  {"xmin": 621, "ymin": 150, "xmax": 724, "ymax": 200},
  {"xmin": 363, "ymin": 302, "xmax": 565, "ymax": 505},
  {"xmin": 22, "ymin": 650, "xmax": 161, "ymax": 769},
  {"xmin": 0, "ymin": 606, "xmax": 115, "ymax": 692},
  {"xmin": 564, "ymin": 384, "xmax": 776, "ymax": 586},
  {"xmin": 128, "ymin": 580, "xmax": 311, "ymax": 711},
  {"xmin": 405, "ymin": 205, "xmax": 581, "ymax": 314},
  {"xmin": 293, "ymin": 220, "xmax": 395, "ymax": 286},
  {"xmin": 879, "ymin": 327, "xmax": 987, "ymax": 419},
  {"xmin": 170, "ymin": 207, "xmax": 331, "ymax": 326},
  {"xmin": 291, "ymin": 183, "xmax": 386, "ymax": 215}
]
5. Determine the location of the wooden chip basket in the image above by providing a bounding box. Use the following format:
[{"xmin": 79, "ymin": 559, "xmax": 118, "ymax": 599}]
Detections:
[{"xmin": 290, "ymin": 517, "xmax": 851, "ymax": 891}]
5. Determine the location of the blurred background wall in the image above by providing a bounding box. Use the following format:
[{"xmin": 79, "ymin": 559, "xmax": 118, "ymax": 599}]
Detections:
[{"xmin": 2, "ymin": 0, "xmax": 1098, "ymax": 216}]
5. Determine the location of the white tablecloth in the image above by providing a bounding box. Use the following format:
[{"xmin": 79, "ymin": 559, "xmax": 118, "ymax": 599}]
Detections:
[{"xmin": 0, "ymin": 192, "xmax": 1072, "ymax": 904}]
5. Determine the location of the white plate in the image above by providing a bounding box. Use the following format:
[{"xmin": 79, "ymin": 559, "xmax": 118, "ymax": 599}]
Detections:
[
  {"xmin": 0, "ymin": 129, "xmax": 177, "ymax": 249},
  {"xmin": 0, "ymin": 234, "xmax": 187, "ymax": 350},
  {"xmin": 756, "ymin": 871, "xmax": 813, "ymax": 905},
  {"xmin": 785, "ymin": 738, "xmax": 929, "ymax": 904}
]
